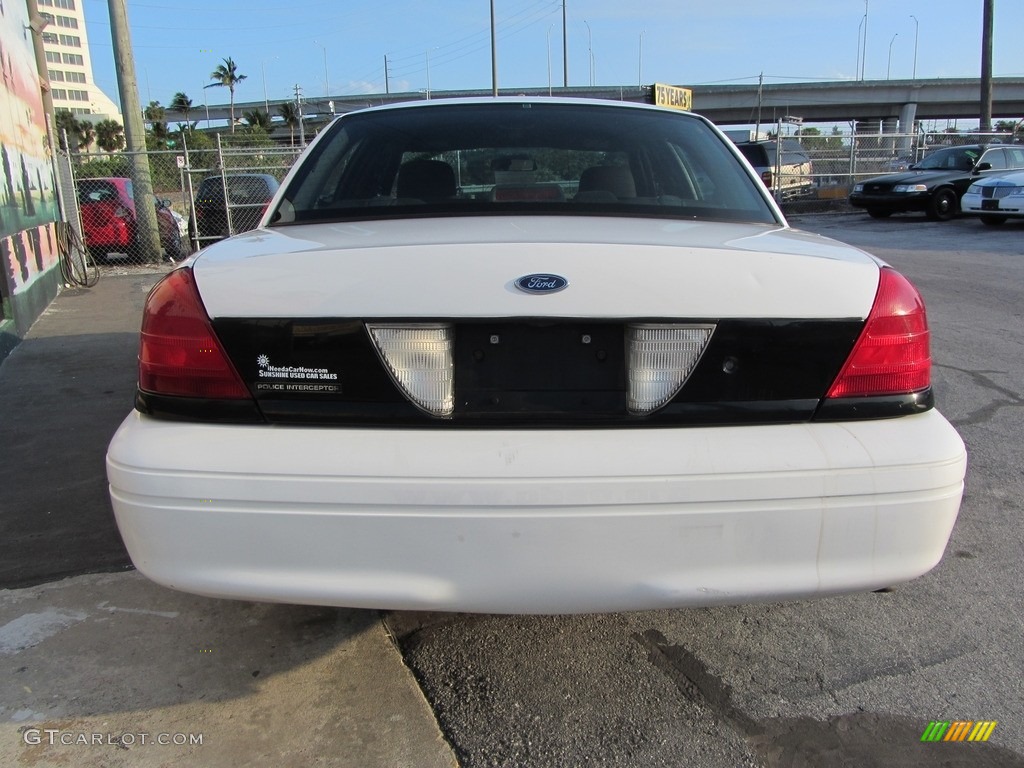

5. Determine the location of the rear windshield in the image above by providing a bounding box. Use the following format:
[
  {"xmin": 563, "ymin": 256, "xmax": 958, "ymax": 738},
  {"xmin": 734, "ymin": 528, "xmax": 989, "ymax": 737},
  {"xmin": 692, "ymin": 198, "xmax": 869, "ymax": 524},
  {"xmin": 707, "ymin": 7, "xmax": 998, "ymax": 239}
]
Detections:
[
  {"xmin": 736, "ymin": 142, "xmax": 809, "ymax": 168},
  {"xmin": 272, "ymin": 102, "xmax": 776, "ymax": 226},
  {"xmin": 737, "ymin": 144, "xmax": 769, "ymax": 167},
  {"xmin": 198, "ymin": 176, "xmax": 277, "ymax": 202},
  {"xmin": 78, "ymin": 179, "xmax": 129, "ymax": 204}
]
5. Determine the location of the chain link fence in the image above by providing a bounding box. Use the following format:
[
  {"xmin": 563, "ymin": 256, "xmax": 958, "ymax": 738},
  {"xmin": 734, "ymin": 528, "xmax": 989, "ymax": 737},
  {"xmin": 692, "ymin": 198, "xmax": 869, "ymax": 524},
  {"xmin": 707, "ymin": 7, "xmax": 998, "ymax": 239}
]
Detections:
[
  {"xmin": 770, "ymin": 127, "xmax": 1015, "ymax": 208},
  {"xmin": 56, "ymin": 126, "xmax": 1019, "ymax": 252},
  {"xmin": 59, "ymin": 137, "xmax": 304, "ymax": 265}
]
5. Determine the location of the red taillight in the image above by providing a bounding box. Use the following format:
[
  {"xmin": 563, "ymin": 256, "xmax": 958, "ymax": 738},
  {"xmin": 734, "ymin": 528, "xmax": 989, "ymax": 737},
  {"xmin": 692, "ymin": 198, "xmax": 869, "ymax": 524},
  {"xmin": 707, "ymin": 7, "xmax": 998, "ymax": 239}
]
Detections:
[
  {"xmin": 138, "ymin": 268, "xmax": 251, "ymax": 399},
  {"xmin": 761, "ymin": 170, "xmax": 773, "ymax": 187},
  {"xmin": 826, "ymin": 267, "xmax": 930, "ymax": 398}
]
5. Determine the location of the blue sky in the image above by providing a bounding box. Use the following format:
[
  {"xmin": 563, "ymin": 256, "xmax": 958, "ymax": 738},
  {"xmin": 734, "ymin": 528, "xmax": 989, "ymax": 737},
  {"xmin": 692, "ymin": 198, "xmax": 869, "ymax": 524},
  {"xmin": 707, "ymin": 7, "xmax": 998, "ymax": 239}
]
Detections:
[{"xmin": 83, "ymin": 0, "xmax": 1024, "ymax": 115}]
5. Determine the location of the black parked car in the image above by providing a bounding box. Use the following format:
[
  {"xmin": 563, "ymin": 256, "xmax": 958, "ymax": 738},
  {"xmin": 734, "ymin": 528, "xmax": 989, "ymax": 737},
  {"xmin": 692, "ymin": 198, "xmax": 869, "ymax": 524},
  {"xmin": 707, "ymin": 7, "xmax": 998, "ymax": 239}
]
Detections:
[
  {"xmin": 190, "ymin": 173, "xmax": 280, "ymax": 245},
  {"xmin": 849, "ymin": 144, "xmax": 1024, "ymax": 221}
]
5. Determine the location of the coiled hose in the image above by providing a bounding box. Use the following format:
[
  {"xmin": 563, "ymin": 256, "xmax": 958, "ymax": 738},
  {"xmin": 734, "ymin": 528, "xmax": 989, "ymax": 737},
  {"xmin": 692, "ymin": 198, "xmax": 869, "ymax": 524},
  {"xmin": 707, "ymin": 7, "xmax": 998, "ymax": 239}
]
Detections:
[{"xmin": 55, "ymin": 220, "xmax": 99, "ymax": 288}]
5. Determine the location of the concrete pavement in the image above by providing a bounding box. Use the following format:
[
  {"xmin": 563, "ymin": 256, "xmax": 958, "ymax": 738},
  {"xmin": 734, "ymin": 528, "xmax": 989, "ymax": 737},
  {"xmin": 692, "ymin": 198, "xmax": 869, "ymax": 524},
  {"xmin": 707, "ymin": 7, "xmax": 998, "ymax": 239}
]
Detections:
[{"xmin": 0, "ymin": 268, "xmax": 457, "ymax": 767}]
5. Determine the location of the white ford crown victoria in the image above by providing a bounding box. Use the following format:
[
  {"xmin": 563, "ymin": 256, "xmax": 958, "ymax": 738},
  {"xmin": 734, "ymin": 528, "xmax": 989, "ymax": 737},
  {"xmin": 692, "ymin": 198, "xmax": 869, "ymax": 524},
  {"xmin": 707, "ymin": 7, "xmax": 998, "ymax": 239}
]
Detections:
[{"xmin": 107, "ymin": 98, "xmax": 966, "ymax": 614}]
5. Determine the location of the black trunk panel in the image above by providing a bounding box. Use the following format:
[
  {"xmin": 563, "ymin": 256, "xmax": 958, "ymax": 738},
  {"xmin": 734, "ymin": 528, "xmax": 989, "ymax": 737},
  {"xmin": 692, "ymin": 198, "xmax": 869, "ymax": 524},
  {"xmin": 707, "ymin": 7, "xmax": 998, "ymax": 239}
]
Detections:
[
  {"xmin": 455, "ymin": 323, "xmax": 627, "ymax": 415},
  {"xmin": 149, "ymin": 317, "xmax": 877, "ymax": 426}
]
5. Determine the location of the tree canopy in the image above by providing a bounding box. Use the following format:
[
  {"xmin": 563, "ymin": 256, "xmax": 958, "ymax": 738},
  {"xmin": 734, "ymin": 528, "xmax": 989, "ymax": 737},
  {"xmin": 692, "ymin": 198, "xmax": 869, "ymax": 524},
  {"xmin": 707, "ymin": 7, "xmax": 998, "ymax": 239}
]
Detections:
[{"xmin": 206, "ymin": 57, "xmax": 247, "ymax": 132}]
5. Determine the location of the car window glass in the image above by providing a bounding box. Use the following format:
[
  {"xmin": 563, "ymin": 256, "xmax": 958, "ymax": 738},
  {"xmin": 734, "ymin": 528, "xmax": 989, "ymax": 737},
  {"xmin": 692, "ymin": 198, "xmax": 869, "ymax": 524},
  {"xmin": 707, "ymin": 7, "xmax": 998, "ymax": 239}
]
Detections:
[
  {"xmin": 276, "ymin": 103, "xmax": 776, "ymax": 225},
  {"xmin": 917, "ymin": 147, "xmax": 976, "ymax": 171},
  {"xmin": 226, "ymin": 177, "xmax": 271, "ymax": 201},
  {"xmin": 737, "ymin": 144, "xmax": 769, "ymax": 166},
  {"xmin": 981, "ymin": 148, "xmax": 1007, "ymax": 170},
  {"xmin": 78, "ymin": 181, "xmax": 119, "ymax": 203}
]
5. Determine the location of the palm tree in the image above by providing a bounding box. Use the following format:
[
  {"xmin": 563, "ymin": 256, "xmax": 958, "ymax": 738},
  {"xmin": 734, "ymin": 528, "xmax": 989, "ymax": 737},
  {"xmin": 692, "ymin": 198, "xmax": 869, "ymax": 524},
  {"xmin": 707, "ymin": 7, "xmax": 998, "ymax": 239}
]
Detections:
[
  {"xmin": 76, "ymin": 122, "xmax": 95, "ymax": 152},
  {"xmin": 147, "ymin": 119, "xmax": 169, "ymax": 150},
  {"xmin": 55, "ymin": 109, "xmax": 80, "ymax": 152},
  {"xmin": 205, "ymin": 57, "xmax": 247, "ymax": 132},
  {"xmin": 278, "ymin": 101, "xmax": 299, "ymax": 146},
  {"xmin": 242, "ymin": 109, "xmax": 273, "ymax": 132},
  {"xmin": 144, "ymin": 100, "xmax": 165, "ymax": 125},
  {"xmin": 170, "ymin": 92, "xmax": 193, "ymax": 126},
  {"xmin": 95, "ymin": 119, "xmax": 125, "ymax": 152}
]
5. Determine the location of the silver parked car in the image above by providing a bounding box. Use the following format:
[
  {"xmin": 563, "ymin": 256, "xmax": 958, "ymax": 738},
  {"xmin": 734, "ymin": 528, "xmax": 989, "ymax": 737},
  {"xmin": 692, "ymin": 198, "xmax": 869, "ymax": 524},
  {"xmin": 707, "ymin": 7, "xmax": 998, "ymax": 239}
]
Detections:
[{"xmin": 733, "ymin": 139, "xmax": 814, "ymax": 199}]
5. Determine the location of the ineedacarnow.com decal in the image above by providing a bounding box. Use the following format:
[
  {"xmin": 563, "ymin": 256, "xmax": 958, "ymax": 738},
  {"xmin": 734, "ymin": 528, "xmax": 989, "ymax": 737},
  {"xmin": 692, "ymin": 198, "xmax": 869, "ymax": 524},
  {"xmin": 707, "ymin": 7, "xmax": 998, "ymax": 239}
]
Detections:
[{"xmin": 253, "ymin": 354, "xmax": 341, "ymax": 393}]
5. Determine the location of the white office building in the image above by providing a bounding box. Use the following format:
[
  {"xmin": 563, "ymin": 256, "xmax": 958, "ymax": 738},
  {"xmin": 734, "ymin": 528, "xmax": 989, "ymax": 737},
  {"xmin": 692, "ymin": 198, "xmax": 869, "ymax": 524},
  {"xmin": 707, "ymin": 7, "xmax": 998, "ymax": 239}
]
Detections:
[{"xmin": 37, "ymin": 0, "xmax": 122, "ymax": 123}]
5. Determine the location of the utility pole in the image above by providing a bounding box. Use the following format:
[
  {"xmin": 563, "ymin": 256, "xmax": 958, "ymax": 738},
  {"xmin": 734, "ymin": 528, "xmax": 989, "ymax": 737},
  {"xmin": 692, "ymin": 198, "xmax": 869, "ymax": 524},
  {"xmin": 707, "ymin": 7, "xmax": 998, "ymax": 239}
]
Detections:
[
  {"xmin": 25, "ymin": 1, "xmax": 57, "ymax": 165},
  {"xmin": 384, "ymin": 55, "xmax": 390, "ymax": 95},
  {"xmin": 562, "ymin": 0, "xmax": 568, "ymax": 88},
  {"xmin": 107, "ymin": 0, "xmax": 162, "ymax": 262},
  {"xmin": 980, "ymin": 0, "xmax": 994, "ymax": 133},
  {"xmin": 754, "ymin": 72, "xmax": 763, "ymax": 139},
  {"xmin": 490, "ymin": 0, "xmax": 498, "ymax": 96},
  {"xmin": 294, "ymin": 85, "xmax": 305, "ymax": 146}
]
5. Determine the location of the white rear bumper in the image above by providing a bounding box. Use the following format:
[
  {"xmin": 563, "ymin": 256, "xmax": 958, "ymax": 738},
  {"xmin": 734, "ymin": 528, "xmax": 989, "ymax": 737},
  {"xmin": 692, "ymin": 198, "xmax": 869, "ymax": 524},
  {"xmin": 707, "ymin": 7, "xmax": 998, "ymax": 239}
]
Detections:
[{"xmin": 106, "ymin": 410, "xmax": 966, "ymax": 614}]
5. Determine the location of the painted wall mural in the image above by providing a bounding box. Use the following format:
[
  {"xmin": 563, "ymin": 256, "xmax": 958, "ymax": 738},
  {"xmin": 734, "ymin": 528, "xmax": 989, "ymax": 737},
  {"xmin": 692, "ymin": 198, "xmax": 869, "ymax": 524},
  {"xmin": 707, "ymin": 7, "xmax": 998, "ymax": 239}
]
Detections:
[{"xmin": 0, "ymin": 0, "xmax": 60, "ymax": 295}]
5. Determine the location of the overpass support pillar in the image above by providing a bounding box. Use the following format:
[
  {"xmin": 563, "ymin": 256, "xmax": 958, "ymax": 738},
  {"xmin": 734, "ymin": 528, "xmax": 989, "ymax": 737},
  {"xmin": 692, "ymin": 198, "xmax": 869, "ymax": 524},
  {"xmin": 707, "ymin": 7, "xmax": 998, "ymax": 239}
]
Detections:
[
  {"xmin": 899, "ymin": 102, "xmax": 919, "ymax": 154},
  {"xmin": 880, "ymin": 117, "xmax": 900, "ymax": 157}
]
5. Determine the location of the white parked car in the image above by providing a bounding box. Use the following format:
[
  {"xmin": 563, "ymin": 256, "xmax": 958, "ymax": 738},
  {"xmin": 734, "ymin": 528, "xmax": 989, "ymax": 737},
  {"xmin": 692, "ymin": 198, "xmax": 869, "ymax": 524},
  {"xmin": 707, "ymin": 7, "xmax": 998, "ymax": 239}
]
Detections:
[
  {"xmin": 107, "ymin": 98, "xmax": 966, "ymax": 614},
  {"xmin": 960, "ymin": 168, "xmax": 1024, "ymax": 225}
]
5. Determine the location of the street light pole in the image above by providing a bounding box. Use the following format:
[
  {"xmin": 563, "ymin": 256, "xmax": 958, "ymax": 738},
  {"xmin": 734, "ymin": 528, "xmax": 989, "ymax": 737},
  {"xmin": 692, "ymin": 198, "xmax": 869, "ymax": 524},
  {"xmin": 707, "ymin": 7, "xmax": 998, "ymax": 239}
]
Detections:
[
  {"xmin": 860, "ymin": 0, "xmax": 869, "ymax": 80},
  {"xmin": 547, "ymin": 25, "xmax": 553, "ymax": 96},
  {"xmin": 910, "ymin": 15, "xmax": 919, "ymax": 81},
  {"xmin": 584, "ymin": 19, "xmax": 593, "ymax": 86},
  {"xmin": 314, "ymin": 42, "xmax": 329, "ymax": 98},
  {"xmin": 887, "ymin": 32, "xmax": 898, "ymax": 80},
  {"xmin": 261, "ymin": 60, "xmax": 269, "ymax": 113},
  {"xmin": 638, "ymin": 31, "xmax": 644, "ymax": 88},
  {"xmin": 856, "ymin": 16, "xmax": 864, "ymax": 81}
]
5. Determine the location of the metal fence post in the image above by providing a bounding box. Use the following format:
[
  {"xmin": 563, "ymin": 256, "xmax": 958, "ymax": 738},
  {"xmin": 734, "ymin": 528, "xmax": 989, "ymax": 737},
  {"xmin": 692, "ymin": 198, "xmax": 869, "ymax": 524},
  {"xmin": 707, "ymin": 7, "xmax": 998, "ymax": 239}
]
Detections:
[
  {"xmin": 216, "ymin": 134, "xmax": 233, "ymax": 237},
  {"xmin": 182, "ymin": 133, "xmax": 198, "ymax": 252}
]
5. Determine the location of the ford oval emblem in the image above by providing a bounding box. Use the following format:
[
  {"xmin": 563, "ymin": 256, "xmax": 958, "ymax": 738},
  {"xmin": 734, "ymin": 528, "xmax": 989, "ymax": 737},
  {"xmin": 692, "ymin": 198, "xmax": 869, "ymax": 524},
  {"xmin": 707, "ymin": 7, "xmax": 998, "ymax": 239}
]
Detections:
[{"xmin": 515, "ymin": 274, "xmax": 569, "ymax": 294}]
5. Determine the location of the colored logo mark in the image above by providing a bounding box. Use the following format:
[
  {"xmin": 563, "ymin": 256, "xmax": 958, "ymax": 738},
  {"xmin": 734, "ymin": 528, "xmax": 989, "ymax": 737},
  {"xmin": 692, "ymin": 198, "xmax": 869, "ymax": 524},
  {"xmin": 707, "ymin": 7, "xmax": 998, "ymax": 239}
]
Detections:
[{"xmin": 921, "ymin": 721, "xmax": 997, "ymax": 742}]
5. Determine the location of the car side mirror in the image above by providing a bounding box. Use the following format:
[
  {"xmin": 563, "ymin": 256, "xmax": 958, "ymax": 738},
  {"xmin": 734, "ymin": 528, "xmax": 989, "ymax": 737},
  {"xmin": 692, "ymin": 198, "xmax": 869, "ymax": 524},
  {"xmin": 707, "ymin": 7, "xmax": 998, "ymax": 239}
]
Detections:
[{"xmin": 975, "ymin": 162, "xmax": 992, "ymax": 173}]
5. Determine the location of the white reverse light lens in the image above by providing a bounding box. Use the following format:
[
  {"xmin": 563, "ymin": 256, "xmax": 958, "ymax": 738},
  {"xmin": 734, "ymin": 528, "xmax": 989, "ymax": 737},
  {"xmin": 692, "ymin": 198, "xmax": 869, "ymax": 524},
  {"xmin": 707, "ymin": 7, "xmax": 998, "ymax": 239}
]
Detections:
[
  {"xmin": 367, "ymin": 323, "xmax": 454, "ymax": 417},
  {"xmin": 627, "ymin": 324, "xmax": 715, "ymax": 415}
]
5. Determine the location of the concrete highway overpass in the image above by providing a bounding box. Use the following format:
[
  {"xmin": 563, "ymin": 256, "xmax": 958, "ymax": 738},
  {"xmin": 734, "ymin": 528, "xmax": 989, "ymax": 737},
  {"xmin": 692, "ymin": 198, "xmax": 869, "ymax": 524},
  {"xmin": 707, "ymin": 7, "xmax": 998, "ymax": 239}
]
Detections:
[{"xmin": 170, "ymin": 77, "xmax": 1024, "ymax": 135}]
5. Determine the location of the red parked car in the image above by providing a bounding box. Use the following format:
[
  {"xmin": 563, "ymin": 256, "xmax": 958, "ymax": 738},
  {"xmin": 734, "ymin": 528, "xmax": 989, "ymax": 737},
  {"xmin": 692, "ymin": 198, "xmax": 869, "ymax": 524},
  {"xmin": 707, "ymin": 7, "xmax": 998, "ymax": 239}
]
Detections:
[{"xmin": 77, "ymin": 177, "xmax": 184, "ymax": 261}]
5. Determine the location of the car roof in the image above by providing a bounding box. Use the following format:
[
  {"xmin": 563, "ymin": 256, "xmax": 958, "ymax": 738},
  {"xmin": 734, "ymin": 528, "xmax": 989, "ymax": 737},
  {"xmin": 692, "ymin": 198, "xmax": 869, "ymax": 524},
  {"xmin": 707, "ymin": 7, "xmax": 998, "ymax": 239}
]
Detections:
[
  {"xmin": 202, "ymin": 173, "xmax": 277, "ymax": 181},
  {"xmin": 925, "ymin": 144, "xmax": 986, "ymax": 153},
  {"xmin": 77, "ymin": 177, "xmax": 129, "ymax": 186},
  {"xmin": 345, "ymin": 95, "xmax": 708, "ymax": 122}
]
